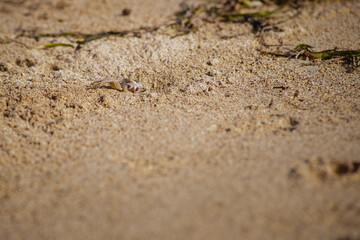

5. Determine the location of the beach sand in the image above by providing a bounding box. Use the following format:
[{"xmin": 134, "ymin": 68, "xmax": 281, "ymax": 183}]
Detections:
[{"xmin": 1, "ymin": 0, "xmax": 360, "ymax": 239}]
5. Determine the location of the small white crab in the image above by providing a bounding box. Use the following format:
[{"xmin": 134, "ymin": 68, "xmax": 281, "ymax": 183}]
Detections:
[{"xmin": 89, "ymin": 77, "xmax": 146, "ymax": 93}]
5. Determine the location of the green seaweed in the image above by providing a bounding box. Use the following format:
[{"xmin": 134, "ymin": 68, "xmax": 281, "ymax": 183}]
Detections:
[
  {"xmin": 75, "ymin": 31, "xmax": 128, "ymax": 49},
  {"xmin": 23, "ymin": 29, "xmax": 154, "ymax": 50},
  {"xmin": 295, "ymin": 44, "xmax": 360, "ymax": 60},
  {"xmin": 222, "ymin": 10, "xmax": 275, "ymax": 21},
  {"xmin": 36, "ymin": 43, "xmax": 75, "ymax": 49},
  {"xmin": 35, "ymin": 32, "xmax": 82, "ymax": 39},
  {"xmin": 262, "ymin": 44, "xmax": 360, "ymax": 72}
]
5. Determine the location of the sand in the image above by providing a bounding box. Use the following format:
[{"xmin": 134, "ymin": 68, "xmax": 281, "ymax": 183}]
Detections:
[{"xmin": 1, "ymin": 0, "xmax": 360, "ymax": 239}]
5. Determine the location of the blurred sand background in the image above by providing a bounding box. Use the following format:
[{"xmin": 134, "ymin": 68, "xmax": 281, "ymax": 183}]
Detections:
[{"xmin": 0, "ymin": 0, "xmax": 360, "ymax": 239}]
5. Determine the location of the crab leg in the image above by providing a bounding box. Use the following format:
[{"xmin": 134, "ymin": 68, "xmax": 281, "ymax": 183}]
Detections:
[
  {"xmin": 89, "ymin": 77, "xmax": 124, "ymax": 91},
  {"xmin": 89, "ymin": 77, "xmax": 146, "ymax": 93}
]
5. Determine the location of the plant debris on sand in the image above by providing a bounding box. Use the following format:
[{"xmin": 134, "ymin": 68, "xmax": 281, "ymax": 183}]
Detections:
[
  {"xmin": 262, "ymin": 44, "xmax": 360, "ymax": 72},
  {"xmin": 3, "ymin": 0, "xmax": 301, "ymax": 48}
]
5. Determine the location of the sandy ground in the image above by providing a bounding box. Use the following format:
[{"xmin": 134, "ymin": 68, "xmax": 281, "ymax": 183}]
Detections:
[{"xmin": 1, "ymin": 0, "xmax": 360, "ymax": 239}]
